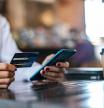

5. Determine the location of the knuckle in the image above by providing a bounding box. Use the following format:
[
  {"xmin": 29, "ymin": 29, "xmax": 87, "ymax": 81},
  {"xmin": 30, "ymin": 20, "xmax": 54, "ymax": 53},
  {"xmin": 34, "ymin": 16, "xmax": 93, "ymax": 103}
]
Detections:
[
  {"xmin": 6, "ymin": 78, "xmax": 11, "ymax": 84},
  {"xmin": 11, "ymin": 65, "xmax": 16, "ymax": 69},
  {"xmin": 12, "ymin": 72, "xmax": 15, "ymax": 77},
  {"xmin": 5, "ymin": 71, "xmax": 10, "ymax": 77},
  {"xmin": 8, "ymin": 64, "xmax": 16, "ymax": 72},
  {"xmin": 11, "ymin": 65, "xmax": 16, "ymax": 71}
]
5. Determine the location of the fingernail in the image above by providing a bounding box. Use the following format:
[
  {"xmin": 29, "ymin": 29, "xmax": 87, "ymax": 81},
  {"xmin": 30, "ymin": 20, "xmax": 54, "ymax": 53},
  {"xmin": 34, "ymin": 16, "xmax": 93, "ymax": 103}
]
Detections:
[
  {"xmin": 45, "ymin": 67, "xmax": 50, "ymax": 71},
  {"xmin": 42, "ymin": 70, "xmax": 46, "ymax": 75},
  {"xmin": 57, "ymin": 63, "xmax": 61, "ymax": 67}
]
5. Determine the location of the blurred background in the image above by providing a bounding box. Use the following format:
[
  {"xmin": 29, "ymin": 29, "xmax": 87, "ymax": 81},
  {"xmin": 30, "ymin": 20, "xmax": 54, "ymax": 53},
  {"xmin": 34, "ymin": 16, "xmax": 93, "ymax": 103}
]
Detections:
[{"xmin": 0, "ymin": 0, "xmax": 104, "ymax": 67}]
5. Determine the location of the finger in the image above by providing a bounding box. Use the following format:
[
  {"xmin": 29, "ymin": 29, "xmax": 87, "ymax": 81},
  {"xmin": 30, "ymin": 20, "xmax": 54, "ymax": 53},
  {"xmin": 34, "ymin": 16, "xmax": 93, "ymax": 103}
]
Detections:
[
  {"xmin": 44, "ymin": 66, "xmax": 62, "ymax": 73},
  {"xmin": 56, "ymin": 62, "xmax": 70, "ymax": 68},
  {"xmin": 40, "ymin": 70, "xmax": 65, "ymax": 82},
  {"xmin": 41, "ymin": 70, "xmax": 64, "ymax": 78},
  {"xmin": 0, "ymin": 77, "xmax": 15, "ymax": 85},
  {"xmin": 6, "ymin": 64, "xmax": 16, "ymax": 72},
  {"xmin": 0, "ymin": 63, "xmax": 16, "ymax": 72},
  {"xmin": 0, "ymin": 85, "xmax": 8, "ymax": 89},
  {"xmin": 42, "ymin": 54, "xmax": 55, "ymax": 65},
  {"xmin": 40, "ymin": 70, "xmax": 45, "ymax": 75},
  {"xmin": 0, "ymin": 71, "xmax": 15, "ymax": 78},
  {"xmin": 10, "ymin": 72, "xmax": 15, "ymax": 77},
  {"xmin": 8, "ymin": 78, "xmax": 15, "ymax": 85},
  {"xmin": 46, "ymin": 71, "xmax": 64, "ymax": 78}
]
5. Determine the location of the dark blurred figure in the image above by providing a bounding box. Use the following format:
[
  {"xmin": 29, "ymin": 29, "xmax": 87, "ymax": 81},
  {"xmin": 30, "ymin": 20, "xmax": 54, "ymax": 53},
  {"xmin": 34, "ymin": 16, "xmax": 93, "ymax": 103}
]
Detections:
[{"xmin": 69, "ymin": 29, "xmax": 99, "ymax": 67}]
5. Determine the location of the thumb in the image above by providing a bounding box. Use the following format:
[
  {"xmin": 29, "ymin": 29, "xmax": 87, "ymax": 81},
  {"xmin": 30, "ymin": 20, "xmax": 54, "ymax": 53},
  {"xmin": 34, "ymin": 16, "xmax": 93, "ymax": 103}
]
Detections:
[{"xmin": 42, "ymin": 54, "xmax": 55, "ymax": 65}]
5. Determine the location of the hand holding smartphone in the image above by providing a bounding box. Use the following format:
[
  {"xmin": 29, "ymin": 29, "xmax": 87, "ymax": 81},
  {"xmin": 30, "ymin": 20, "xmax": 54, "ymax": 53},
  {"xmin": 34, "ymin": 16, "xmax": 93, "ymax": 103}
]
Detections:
[{"xmin": 30, "ymin": 49, "xmax": 76, "ymax": 81}]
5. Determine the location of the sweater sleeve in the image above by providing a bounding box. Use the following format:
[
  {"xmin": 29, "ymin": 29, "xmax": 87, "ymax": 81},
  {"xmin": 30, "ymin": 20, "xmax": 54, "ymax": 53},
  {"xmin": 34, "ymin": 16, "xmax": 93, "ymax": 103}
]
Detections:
[{"xmin": 0, "ymin": 16, "xmax": 20, "ymax": 63}]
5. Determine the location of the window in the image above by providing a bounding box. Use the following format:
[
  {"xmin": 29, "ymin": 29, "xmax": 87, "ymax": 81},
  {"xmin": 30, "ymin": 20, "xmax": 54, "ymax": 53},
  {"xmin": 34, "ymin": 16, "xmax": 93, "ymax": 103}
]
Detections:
[{"xmin": 85, "ymin": 0, "xmax": 104, "ymax": 45}]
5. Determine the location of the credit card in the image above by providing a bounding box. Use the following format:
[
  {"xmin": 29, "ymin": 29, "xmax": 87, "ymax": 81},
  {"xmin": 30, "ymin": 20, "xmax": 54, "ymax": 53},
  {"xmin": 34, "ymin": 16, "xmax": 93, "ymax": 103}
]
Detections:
[{"xmin": 10, "ymin": 52, "xmax": 39, "ymax": 68}]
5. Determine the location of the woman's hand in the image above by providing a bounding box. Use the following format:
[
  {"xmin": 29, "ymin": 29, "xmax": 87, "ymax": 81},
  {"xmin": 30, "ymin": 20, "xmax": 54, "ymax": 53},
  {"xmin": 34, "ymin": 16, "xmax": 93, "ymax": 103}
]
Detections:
[
  {"xmin": 40, "ymin": 54, "xmax": 70, "ymax": 82},
  {"xmin": 0, "ymin": 63, "xmax": 16, "ymax": 89}
]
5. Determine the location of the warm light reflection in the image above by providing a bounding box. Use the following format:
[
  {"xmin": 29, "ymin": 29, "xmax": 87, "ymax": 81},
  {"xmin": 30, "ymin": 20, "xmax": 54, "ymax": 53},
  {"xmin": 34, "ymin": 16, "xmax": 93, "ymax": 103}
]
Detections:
[{"xmin": 40, "ymin": 10, "xmax": 54, "ymax": 27}]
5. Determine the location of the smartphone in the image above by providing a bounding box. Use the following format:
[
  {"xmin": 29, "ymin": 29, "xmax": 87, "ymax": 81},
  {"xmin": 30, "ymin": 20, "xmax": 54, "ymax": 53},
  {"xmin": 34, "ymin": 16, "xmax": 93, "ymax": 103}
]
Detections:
[{"xmin": 30, "ymin": 49, "xmax": 77, "ymax": 81}]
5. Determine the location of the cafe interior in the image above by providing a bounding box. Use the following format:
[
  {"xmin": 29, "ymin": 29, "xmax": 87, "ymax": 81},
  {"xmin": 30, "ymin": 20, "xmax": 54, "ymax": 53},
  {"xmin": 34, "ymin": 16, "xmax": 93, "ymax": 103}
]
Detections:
[{"xmin": 0, "ymin": 0, "xmax": 104, "ymax": 108}]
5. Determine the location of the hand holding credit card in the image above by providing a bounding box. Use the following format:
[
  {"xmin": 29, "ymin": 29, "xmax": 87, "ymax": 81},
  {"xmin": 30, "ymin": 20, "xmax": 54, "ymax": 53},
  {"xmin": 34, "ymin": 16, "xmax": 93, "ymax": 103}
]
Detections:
[{"xmin": 10, "ymin": 52, "xmax": 39, "ymax": 68}]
